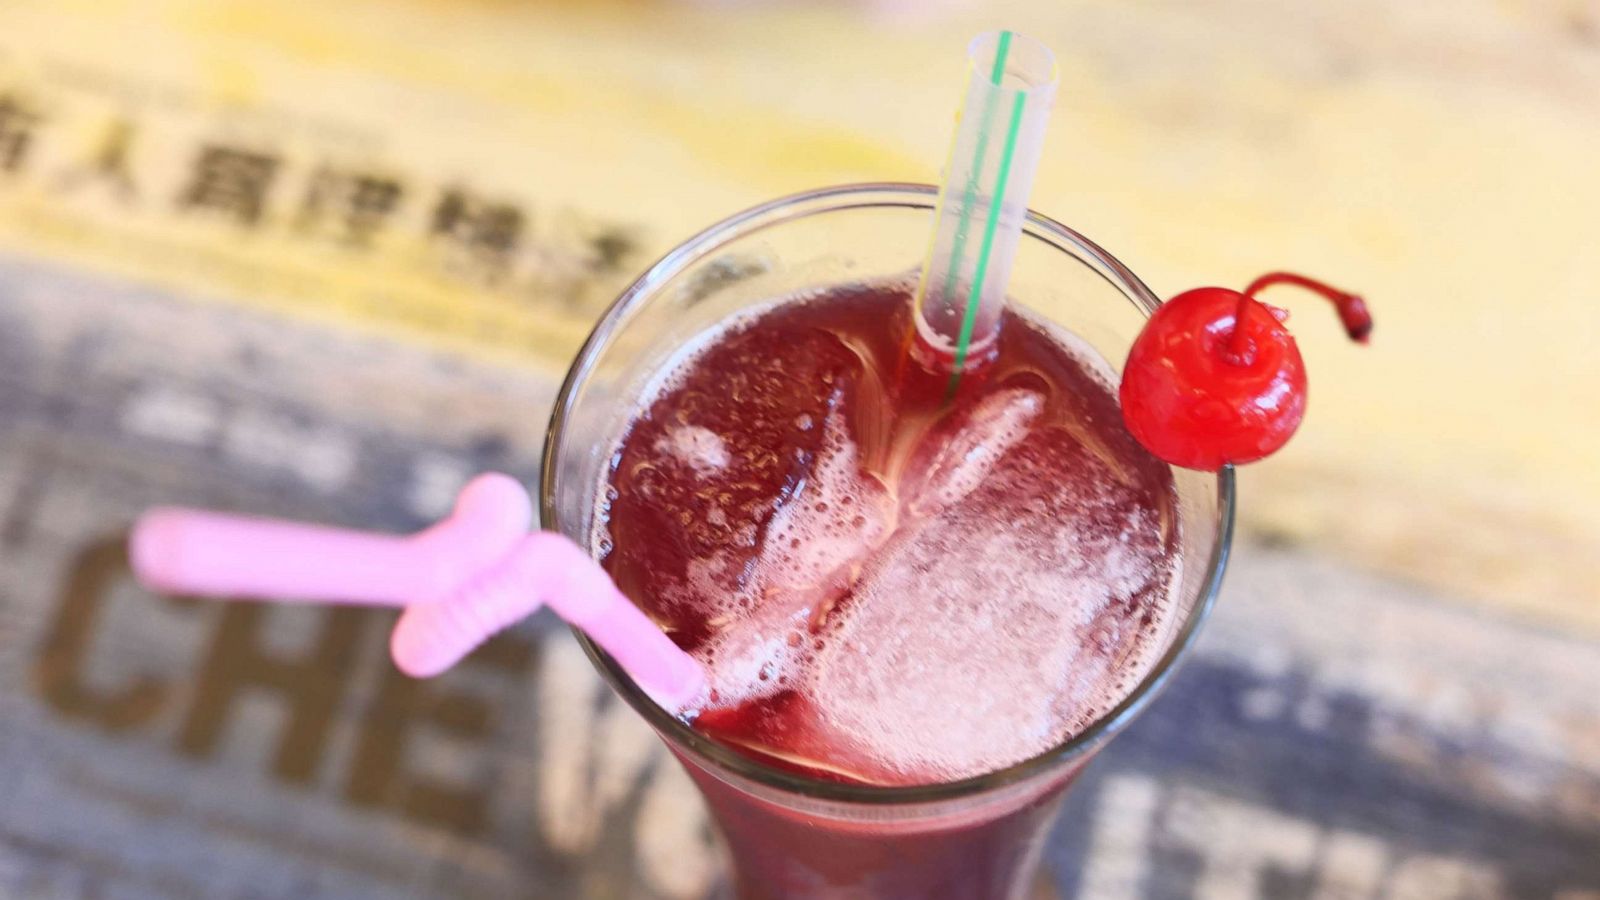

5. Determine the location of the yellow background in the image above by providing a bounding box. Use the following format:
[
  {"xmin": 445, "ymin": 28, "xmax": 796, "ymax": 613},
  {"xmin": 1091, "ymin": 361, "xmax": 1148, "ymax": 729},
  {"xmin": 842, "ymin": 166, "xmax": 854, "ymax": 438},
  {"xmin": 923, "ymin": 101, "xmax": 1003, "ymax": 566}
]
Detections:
[{"xmin": 0, "ymin": 0, "xmax": 1595, "ymax": 629}]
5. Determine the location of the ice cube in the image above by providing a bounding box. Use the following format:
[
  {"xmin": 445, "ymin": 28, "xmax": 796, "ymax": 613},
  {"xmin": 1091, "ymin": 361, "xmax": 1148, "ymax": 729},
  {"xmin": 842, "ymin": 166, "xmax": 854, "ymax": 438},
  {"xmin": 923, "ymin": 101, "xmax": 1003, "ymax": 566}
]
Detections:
[
  {"xmin": 901, "ymin": 387, "xmax": 1043, "ymax": 517},
  {"xmin": 805, "ymin": 424, "xmax": 1174, "ymax": 783}
]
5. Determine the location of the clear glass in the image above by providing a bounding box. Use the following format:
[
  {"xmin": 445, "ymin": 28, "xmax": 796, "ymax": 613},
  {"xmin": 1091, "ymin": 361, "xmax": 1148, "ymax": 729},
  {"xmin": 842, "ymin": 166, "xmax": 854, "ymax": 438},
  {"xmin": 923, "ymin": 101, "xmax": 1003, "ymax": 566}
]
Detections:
[{"xmin": 541, "ymin": 184, "xmax": 1234, "ymax": 900}]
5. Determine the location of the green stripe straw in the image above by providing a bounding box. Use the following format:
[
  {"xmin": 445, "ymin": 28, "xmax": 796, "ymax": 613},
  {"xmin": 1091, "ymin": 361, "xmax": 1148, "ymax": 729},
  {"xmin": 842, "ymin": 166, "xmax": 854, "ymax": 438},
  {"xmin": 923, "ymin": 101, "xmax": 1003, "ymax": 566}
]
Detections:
[
  {"xmin": 914, "ymin": 31, "xmax": 1058, "ymax": 398},
  {"xmin": 935, "ymin": 30, "xmax": 1014, "ymax": 323},
  {"xmin": 950, "ymin": 86, "xmax": 1028, "ymax": 395}
]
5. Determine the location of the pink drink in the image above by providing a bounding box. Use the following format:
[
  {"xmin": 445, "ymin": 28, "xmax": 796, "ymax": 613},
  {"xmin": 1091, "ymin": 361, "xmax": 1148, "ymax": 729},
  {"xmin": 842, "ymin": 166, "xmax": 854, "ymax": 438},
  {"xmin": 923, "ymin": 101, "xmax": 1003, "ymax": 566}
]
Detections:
[{"xmin": 594, "ymin": 279, "xmax": 1180, "ymax": 896}]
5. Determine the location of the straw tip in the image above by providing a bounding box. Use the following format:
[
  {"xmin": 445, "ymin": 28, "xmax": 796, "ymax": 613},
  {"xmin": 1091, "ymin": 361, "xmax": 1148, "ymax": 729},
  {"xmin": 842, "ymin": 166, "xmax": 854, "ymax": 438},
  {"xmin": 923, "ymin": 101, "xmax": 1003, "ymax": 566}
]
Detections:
[
  {"xmin": 389, "ymin": 626, "xmax": 450, "ymax": 679},
  {"xmin": 453, "ymin": 472, "xmax": 534, "ymax": 534},
  {"xmin": 389, "ymin": 601, "xmax": 471, "ymax": 679},
  {"xmin": 128, "ymin": 508, "xmax": 188, "ymax": 594}
]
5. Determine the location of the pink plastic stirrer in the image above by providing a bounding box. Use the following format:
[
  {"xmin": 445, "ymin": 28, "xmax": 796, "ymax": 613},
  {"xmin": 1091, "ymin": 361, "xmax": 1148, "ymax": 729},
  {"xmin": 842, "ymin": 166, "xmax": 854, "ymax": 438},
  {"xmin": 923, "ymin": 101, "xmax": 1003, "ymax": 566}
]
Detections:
[{"xmin": 128, "ymin": 473, "xmax": 705, "ymax": 712}]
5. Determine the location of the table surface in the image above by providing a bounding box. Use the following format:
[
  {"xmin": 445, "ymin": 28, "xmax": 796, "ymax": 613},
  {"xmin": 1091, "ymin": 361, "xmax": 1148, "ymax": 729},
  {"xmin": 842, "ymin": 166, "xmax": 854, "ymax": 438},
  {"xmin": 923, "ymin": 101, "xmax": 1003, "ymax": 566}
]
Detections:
[{"xmin": 0, "ymin": 2, "xmax": 1595, "ymax": 897}]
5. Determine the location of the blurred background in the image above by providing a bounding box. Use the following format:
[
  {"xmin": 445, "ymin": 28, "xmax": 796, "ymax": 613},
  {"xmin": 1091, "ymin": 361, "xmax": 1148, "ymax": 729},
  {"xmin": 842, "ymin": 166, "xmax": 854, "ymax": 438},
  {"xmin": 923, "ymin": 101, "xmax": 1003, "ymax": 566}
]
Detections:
[{"xmin": 0, "ymin": 1, "xmax": 1595, "ymax": 898}]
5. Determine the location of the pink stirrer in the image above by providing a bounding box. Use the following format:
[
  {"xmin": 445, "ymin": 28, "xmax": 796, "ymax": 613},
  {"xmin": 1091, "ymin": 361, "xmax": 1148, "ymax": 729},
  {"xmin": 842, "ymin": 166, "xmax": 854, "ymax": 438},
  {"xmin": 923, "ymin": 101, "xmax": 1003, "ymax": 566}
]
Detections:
[{"xmin": 128, "ymin": 473, "xmax": 705, "ymax": 712}]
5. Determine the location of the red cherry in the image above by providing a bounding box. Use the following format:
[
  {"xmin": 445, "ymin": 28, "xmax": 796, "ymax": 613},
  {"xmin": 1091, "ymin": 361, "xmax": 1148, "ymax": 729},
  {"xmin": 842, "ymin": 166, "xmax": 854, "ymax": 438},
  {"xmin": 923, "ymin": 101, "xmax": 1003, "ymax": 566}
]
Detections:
[{"xmin": 1120, "ymin": 272, "xmax": 1371, "ymax": 471}]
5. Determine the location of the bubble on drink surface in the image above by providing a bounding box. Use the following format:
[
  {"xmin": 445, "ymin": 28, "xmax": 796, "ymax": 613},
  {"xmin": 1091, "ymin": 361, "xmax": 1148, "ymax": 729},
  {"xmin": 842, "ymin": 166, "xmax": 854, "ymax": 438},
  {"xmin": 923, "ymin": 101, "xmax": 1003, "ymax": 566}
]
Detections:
[
  {"xmin": 683, "ymin": 374, "xmax": 1173, "ymax": 784},
  {"xmin": 595, "ymin": 279, "xmax": 1182, "ymax": 786},
  {"xmin": 693, "ymin": 409, "xmax": 894, "ymax": 707},
  {"xmin": 655, "ymin": 425, "xmax": 730, "ymax": 473},
  {"xmin": 594, "ymin": 293, "xmax": 872, "ymax": 642}
]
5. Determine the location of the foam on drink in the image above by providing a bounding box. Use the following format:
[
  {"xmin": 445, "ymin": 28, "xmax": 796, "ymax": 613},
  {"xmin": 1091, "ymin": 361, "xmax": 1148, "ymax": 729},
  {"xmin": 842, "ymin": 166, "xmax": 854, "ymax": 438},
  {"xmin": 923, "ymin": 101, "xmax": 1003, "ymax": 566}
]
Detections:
[{"xmin": 596, "ymin": 280, "xmax": 1179, "ymax": 786}]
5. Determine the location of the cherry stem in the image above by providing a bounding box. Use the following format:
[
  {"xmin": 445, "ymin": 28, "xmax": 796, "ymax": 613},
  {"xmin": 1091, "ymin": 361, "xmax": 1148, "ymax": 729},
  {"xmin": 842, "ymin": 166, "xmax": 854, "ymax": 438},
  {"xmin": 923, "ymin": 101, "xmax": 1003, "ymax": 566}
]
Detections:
[{"xmin": 1228, "ymin": 272, "xmax": 1372, "ymax": 360}]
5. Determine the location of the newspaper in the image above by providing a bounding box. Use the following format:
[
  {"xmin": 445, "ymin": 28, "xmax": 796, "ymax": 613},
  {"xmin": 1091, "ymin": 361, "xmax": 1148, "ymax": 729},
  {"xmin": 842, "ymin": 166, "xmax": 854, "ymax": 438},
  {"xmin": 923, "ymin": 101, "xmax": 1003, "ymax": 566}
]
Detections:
[{"xmin": 1, "ymin": 260, "xmax": 1597, "ymax": 899}]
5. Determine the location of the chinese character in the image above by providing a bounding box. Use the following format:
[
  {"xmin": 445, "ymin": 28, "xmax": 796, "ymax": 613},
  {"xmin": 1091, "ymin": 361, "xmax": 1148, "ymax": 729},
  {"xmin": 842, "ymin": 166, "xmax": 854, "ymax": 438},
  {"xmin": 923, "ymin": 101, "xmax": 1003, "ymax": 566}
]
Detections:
[
  {"xmin": 429, "ymin": 188, "xmax": 524, "ymax": 282},
  {"xmin": 0, "ymin": 94, "xmax": 44, "ymax": 174},
  {"xmin": 295, "ymin": 167, "xmax": 404, "ymax": 248},
  {"xmin": 55, "ymin": 118, "xmax": 139, "ymax": 202},
  {"xmin": 524, "ymin": 208, "xmax": 641, "ymax": 313},
  {"xmin": 176, "ymin": 144, "xmax": 279, "ymax": 225},
  {"xmin": 588, "ymin": 224, "xmax": 639, "ymax": 277}
]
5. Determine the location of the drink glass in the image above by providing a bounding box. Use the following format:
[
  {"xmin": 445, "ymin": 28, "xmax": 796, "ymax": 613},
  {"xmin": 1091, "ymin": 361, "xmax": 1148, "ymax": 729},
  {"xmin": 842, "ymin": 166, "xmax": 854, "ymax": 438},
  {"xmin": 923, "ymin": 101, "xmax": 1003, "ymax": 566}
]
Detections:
[{"xmin": 541, "ymin": 184, "xmax": 1234, "ymax": 900}]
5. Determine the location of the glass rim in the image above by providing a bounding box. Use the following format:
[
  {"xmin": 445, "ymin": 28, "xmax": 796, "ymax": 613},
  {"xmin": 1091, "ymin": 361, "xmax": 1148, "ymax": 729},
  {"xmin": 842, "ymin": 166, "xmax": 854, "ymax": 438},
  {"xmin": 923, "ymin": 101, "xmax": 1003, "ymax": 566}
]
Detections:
[{"xmin": 540, "ymin": 182, "xmax": 1236, "ymax": 806}]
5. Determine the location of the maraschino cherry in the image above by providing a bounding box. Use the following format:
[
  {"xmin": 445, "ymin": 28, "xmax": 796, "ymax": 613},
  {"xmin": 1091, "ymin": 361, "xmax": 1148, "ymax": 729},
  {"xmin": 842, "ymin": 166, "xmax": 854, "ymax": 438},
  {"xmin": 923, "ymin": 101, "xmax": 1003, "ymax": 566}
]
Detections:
[{"xmin": 1119, "ymin": 272, "xmax": 1371, "ymax": 471}]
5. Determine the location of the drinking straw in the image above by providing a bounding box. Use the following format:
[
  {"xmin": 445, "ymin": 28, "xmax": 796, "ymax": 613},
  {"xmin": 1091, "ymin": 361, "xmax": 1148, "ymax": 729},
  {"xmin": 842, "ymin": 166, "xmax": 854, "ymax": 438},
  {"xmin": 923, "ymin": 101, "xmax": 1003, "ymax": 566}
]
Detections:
[
  {"xmin": 915, "ymin": 30, "xmax": 1058, "ymax": 392},
  {"xmin": 128, "ymin": 473, "xmax": 706, "ymax": 712}
]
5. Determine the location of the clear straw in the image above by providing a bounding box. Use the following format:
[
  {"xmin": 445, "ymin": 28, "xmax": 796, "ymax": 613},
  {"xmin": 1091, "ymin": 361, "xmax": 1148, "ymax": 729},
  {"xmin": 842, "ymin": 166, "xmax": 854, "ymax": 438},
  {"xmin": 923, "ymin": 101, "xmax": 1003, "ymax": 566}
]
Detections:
[{"xmin": 915, "ymin": 31, "xmax": 1058, "ymax": 390}]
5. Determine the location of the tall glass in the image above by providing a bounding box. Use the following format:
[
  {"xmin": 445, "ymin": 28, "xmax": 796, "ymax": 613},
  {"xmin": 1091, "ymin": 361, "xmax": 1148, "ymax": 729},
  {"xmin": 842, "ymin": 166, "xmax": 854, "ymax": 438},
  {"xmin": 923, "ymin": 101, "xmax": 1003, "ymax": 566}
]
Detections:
[{"xmin": 541, "ymin": 184, "xmax": 1234, "ymax": 900}]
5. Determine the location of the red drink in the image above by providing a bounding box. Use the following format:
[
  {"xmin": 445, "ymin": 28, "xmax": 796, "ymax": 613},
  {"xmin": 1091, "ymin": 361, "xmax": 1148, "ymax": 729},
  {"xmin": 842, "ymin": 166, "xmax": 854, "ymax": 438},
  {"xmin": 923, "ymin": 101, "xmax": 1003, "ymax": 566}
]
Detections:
[{"xmin": 596, "ymin": 279, "xmax": 1181, "ymax": 896}]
